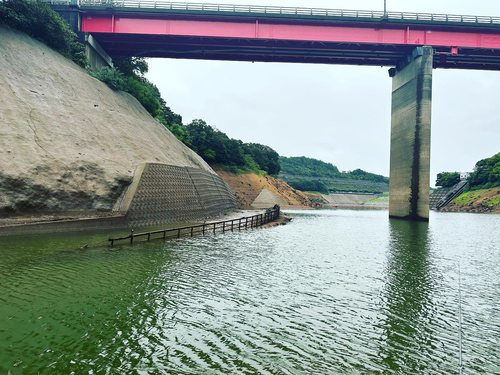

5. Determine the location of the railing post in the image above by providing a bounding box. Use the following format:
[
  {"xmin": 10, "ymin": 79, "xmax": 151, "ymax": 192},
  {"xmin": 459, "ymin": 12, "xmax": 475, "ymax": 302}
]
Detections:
[
  {"xmin": 238, "ymin": 218, "xmax": 242, "ymax": 231},
  {"xmin": 130, "ymin": 229, "xmax": 134, "ymax": 244},
  {"xmin": 163, "ymin": 229, "xmax": 167, "ymax": 239},
  {"xmin": 191, "ymin": 226, "xmax": 194, "ymax": 237},
  {"xmin": 178, "ymin": 228, "xmax": 181, "ymax": 238},
  {"xmin": 213, "ymin": 222, "xmax": 216, "ymax": 234},
  {"xmin": 147, "ymin": 232, "xmax": 151, "ymax": 241},
  {"xmin": 231, "ymin": 220, "xmax": 234, "ymax": 231},
  {"xmin": 223, "ymin": 221, "xmax": 226, "ymax": 233}
]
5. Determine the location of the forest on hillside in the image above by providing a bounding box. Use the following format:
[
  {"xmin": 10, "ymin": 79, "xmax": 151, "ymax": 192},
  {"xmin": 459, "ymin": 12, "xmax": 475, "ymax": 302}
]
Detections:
[
  {"xmin": 279, "ymin": 156, "xmax": 389, "ymax": 194},
  {"xmin": 467, "ymin": 152, "xmax": 500, "ymax": 190},
  {"xmin": 279, "ymin": 156, "xmax": 389, "ymax": 182}
]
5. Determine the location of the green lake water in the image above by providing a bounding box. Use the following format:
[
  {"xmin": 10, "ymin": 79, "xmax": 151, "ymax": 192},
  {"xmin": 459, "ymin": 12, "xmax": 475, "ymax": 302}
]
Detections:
[{"xmin": 1, "ymin": 210, "xmax": 499, "ymax": 374}]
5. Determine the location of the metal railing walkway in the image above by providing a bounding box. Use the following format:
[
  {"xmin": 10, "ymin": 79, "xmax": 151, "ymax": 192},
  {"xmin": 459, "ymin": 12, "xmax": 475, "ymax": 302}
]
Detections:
[
  {"xmin": 108, "ymin": 205, "xmax": 280, "ymax": 246},
  {"xmin": 45, "ymin": 0, "xmax": 500, "ymax": 26}
]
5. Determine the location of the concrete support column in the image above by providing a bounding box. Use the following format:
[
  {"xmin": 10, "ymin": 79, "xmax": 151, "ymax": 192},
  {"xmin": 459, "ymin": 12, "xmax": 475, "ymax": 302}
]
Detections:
[
  {"xmin": 85, "ymin": 34, "xmax": 114, "ymax": 72},
  {"xmin": 389, "ymin": 46, "xmax": 433, "ymax": 221}
]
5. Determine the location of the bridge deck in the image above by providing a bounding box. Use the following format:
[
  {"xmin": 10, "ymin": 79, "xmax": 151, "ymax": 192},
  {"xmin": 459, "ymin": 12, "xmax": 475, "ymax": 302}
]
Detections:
[
  {"xmin": 50, "ymin": 1, "xmax": 500, "ymax": 69},
  {"xmin": 53, "ymin": 0, "xmax": 500, "ymax": 27}
]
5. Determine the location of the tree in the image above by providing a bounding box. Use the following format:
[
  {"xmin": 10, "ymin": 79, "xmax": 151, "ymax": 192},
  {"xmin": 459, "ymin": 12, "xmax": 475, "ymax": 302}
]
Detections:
[
  {"xmin": 436, "ymin": 172, "xmax": 461, "ymax": 188},
  {"xmin": 467, "ymin": 153, "xmax": 500, "ymax": 189}
]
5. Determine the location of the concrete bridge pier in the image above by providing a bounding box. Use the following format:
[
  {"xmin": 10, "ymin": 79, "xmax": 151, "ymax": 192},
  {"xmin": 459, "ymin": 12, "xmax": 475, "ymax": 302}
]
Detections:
[{"xmin": 389, "ymin": 46, "xmax": 433, "ymax": 221}]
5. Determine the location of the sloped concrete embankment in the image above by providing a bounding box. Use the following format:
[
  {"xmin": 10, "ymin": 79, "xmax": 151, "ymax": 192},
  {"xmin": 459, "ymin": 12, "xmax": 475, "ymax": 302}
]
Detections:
[
  {"xmin": 0, "ymin": 26, "xmax": 211, "ymax": 215},
  {"xmin": 0, "ymin": 26, "xmax": 241, "ymax": 235}
]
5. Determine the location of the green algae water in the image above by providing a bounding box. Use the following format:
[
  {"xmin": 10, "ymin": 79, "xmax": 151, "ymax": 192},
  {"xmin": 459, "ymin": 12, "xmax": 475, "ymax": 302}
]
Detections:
[{"xmin": 1, "ymin": 210, "xmax": 499, "ymax": 374}]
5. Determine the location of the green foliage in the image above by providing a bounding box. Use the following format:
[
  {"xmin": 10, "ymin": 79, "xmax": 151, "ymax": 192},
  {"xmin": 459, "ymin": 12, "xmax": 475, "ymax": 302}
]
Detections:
[
  {"xmin": 90, "ymin": 67, "xmax": 126, "ymax": 90},
  {"xmin": 436, "ymin": 171, "xmax": 461, "ymax": 188},
  {"xmin": 124, "ymin": 76, "xmax": 162, "ymax": 117},
  {"xmin": 186, "ymin": 120, "xmax": 245, "ymax": 166},
  {"xmin": 113, "ymin": 56, "xmax": 149, "ymax": 77},
  {"xmin": 287, "ymin": 179, "xmax": 329, "ymax": 194},
  {"xmin": 0, "ymin": 0, "xmax": 88, "ymax": 68},
  {"xmin": 280, "ymin": 156, "xmax": 389, "ymax": 183},
  {"xmin": 182, "ymin": 119, "xmax": 281, "ymax": 174},
  {"xmin": 452, "ymin": 190, "xmax": 484, "ymax": 204},
  {"xmin": 243, "ymin": 143, "xmax": 281, "ymax": 175},
  {"xmin": 467, "ymin": 152, "xmax": 500, "ymax": 190},
  {"xmin": 280, "ymin": 156, "xmax": 339, "ymax": 177}
]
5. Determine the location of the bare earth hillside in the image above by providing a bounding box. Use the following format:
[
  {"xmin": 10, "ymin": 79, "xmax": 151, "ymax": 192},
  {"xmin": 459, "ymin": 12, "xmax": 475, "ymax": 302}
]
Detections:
[
  {"xmin": 213, "ymin": 166, "xmax": 311, "ymax": 207},
  {"xmin": 0, "ymin": 26, "xmax": 211, "ymax": 216}
]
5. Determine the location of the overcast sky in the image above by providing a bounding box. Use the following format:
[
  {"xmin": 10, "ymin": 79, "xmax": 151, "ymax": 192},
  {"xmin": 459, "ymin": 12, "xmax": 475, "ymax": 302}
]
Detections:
[{"xmin": 146, "ymin": 0, "xmax": 500, "ymax": 185}]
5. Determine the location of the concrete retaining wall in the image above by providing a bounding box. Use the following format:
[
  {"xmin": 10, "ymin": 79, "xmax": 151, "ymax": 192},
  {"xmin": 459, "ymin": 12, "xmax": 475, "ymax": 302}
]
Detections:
[
  {"xmin": 123, "ymin": 163, "xmax": 239, "ymax": 227},
  {"xmin": 0, "ymin": 163, "xmax": 239, "ymax": 236}
]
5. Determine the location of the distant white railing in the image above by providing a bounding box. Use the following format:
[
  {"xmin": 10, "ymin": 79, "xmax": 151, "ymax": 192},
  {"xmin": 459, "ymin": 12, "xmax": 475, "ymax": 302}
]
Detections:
[{"xmin": 44, "ymin": 0, "xmax": 500, "ymax": 25}]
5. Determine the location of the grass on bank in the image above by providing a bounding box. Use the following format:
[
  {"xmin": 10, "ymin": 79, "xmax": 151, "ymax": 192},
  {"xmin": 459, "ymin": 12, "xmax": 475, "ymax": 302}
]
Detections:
[{"xmin": 453, "ymin": 190, "xmax": 486, "ymax": 204}]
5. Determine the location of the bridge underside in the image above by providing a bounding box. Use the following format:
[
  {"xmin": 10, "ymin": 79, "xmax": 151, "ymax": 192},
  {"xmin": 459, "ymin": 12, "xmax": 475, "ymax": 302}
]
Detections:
[{"xmin": 91, "ymin": 33, "xmax": 500, "ymax": 70}]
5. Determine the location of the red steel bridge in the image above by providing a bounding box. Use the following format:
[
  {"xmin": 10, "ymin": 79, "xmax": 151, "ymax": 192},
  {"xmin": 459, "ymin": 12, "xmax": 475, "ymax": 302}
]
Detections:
[{"xmin": 54, "ymin": 0, "xmax": 500, "ymax": 70}]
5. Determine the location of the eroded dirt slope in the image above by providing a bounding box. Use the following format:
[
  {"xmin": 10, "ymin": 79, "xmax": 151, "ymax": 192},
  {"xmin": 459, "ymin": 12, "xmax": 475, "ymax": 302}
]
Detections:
[{"xmin": 213, "ymin": 166, "xmax": 311, "ymax": 207}]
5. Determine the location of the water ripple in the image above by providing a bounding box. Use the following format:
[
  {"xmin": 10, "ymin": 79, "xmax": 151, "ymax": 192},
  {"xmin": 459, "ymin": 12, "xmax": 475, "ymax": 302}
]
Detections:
[{"xmin": 1, "ymin": 210, "xmax": 499, "ymax": 373}]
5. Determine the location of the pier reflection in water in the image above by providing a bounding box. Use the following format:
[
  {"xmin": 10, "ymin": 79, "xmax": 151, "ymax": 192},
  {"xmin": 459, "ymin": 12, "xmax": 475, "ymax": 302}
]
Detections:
[
  {"xmin": 379, "ymin": 220, "xmax": 453, "ymax": 373},
  {"xmin": 0, "ymin": 210, "xmax": 499, "ymax": 374}
]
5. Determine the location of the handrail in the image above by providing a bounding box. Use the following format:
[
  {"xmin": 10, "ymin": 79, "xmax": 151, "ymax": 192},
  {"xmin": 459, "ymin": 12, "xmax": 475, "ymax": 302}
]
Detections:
[
  {"xmin": 108, "ymin": 205, "xmax": 280, "ymax": 245},
  {"xmin": 44, "ymin": 0, "xmax": 500, "ymax": 26}
]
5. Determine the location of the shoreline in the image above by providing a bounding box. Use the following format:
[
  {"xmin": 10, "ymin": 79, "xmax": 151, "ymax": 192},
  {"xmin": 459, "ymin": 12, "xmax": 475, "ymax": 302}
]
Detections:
[{"xmin": 0, "ymin": 206, "xmax": 296, "ymax": 237}]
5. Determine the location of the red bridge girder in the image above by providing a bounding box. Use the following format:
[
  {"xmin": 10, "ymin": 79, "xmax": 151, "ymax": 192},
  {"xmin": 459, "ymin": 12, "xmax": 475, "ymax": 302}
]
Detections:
[{"xmin": 79, "ymin": 6, "xmax": 500, "ymax": 69}]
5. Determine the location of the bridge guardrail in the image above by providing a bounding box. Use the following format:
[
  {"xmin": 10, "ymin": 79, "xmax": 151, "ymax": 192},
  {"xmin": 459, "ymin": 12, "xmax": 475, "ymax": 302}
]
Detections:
[{"xmin": 44, "ymin": 0, "xmax": 500, "ymax": 26}]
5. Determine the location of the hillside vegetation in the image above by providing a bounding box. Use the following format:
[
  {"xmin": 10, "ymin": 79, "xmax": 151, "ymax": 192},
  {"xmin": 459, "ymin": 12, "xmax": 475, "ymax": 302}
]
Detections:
[
  {"xmin": 466, "ymin": 152, "xmax": 500, "ymax": 190},
  {"xmin": 279, "ymin": 156, "xmax": 389, "ymax": 193},
  {"xmin": 438, "ymin": 152, "xmax": 500, "ymax": 213},
  {"xmin": 435, "ymin": 172, "xmax": 461, "ymax": 188}
]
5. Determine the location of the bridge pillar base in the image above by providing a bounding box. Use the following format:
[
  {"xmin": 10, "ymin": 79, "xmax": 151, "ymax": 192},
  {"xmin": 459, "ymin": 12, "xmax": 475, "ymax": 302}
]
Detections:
[{"xmin": 389, "ymin": 46, "xmax": 433, "ymax": 221}]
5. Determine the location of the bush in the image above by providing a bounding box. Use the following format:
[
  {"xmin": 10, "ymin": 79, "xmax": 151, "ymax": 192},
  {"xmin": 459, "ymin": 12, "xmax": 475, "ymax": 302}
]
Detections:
[
  {"xmin": 0, "ymin": 0, "xmax": 88, "ymax": 68},
  {"xmin": 90, "ymin": 67, "xmax": 126, "ymax": 90},
  {"xmin": 436, "ymin": 171, "xmax": 460, "ymax": 188},
  {"xmin": 287, "ymin": 179, "xmax": 329, "ymax": 194},
  {"xmin": 468, "ymin": 152, "xmax": 500, "ymax": 190}
]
